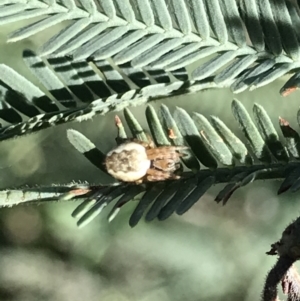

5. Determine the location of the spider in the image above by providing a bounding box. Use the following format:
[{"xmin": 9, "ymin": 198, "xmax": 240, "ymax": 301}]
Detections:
[
  {"xmin": 67, "ymin": 116, "xmax": 188, "ymax": 185},
  {"xmin": 104, "ymin": 138, "xmax": 188, "ymax": 184}
]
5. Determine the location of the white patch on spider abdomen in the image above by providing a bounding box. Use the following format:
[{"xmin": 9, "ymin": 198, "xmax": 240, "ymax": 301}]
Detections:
[{"xmin": 105, "ymin": 142, "xmax": 151, "ymax": 182}]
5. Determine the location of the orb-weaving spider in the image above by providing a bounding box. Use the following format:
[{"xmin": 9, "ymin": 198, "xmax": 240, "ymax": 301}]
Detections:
[{"xmin": 67, "ymin": 116, "xmax": 188, "ymax": 184}]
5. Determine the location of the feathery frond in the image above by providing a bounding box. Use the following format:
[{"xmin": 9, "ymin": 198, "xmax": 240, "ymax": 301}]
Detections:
[
  {"xmin": 0, "ymin": 50, "xmax": 231, "ymax": 141},
  {"xmin": 1, "ymin": 1, "xmax": 300, "ymax": 106},
  {"xmin": 1, "ymin": 99, "xmax": 300, "ymax": 227}
]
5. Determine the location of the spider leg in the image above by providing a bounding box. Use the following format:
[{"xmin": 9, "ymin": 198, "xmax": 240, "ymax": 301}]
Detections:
[
  {"xmin": 145, "ymin": 146, "xmax": 188, "ymax": 175},
  {"xmin": 145, "ymin": 133, "xmax": 156, "ymax": 148},
  {"xmin": 146, "ymin": 146, "xmax": 187, "ymax": 161},
  {"xmin": 145, "ymin": 168, "xmax": 180, "ymax": 182},
  {"xmin": 153, "ymin": 158, "xmax": 178, "ymax": 172},
  {"xmin": 134, "ymin": 178, "xmax": 144, "ymax": 185}
]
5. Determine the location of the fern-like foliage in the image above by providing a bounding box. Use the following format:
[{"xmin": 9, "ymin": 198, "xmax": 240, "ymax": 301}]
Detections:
[
  {"xmin": 0, "ymin": 51, "xmax": 226, "ymax": 141},
  {"xmin": 2, "ymin": 0, "xmax": 300, "ymax": 79},
  {"xmin": 2, "ymin": 0, "xmax": 300, "ymax": 72},
  {"xmin": 1, "ymin": 99, "xmax": 300, "ymax": 228},
  {"xmin": 1, "ymin": 0, "xmax": 300, "ymax": 141}
]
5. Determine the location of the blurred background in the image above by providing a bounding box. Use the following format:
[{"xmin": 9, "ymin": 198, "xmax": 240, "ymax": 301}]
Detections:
[{"xmin": 0, "ymin": 19, "xmax": 300, "ymax": 301}]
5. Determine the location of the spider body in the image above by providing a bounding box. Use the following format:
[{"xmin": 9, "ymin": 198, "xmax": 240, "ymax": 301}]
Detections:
[
  {"xmin": 67, "ymin": 116, "xmax": 188, "ymax": 185},
  {"xmin": 104, "ymin": 140, "xmax": 187, "ymax": 184},
  {"xmin": 105, "ymin": 142, "xmax": 151, "ymax": 182}
]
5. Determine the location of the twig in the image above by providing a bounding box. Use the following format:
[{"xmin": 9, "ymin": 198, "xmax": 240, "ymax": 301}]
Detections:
[{"xmin": 263, "ymin": 216, "xmax": 300, "ymax": 301}]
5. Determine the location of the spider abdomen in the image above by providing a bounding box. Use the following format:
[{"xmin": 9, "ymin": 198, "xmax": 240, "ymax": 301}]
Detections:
[{"xmin": 105, "ymin": 142, "xmax": 151, "ymax": 182}]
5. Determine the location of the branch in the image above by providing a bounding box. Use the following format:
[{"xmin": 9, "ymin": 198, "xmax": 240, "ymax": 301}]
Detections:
[{"xmin": 263, "ymin": 216, "xmax": 300, "ymax": 301}]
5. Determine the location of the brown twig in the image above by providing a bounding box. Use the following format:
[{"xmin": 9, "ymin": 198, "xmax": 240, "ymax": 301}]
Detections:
[
  {"xmin": 282, "ymin": 265, "xmax": 300, "ymax": 301},
  {"xmin": 263, "ymin": 256, "xmax": 294, "ymax": 301},
  {"xmin": 263, "ymin": 216, "xmax": 300, "ymax": 301}
]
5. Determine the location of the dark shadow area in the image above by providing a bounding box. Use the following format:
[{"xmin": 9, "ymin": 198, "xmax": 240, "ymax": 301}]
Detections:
[
  {"xmin": 146, "ymin": 68, "xmax": 171, "ymax": 84},
  {"xmin": 170, "ymin": 68, "xmax": 189, "ymax": 81},
  {"xmin": 2, "ymin": 86, "xmax": 40, "ymax": 118},
  {"xmin": 0, "ymin": 92, "xmax": 22, "ymax": 123},
  {"xmin": 119, "ymin": 62, "xmax": 152, "ymax": 88}
]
